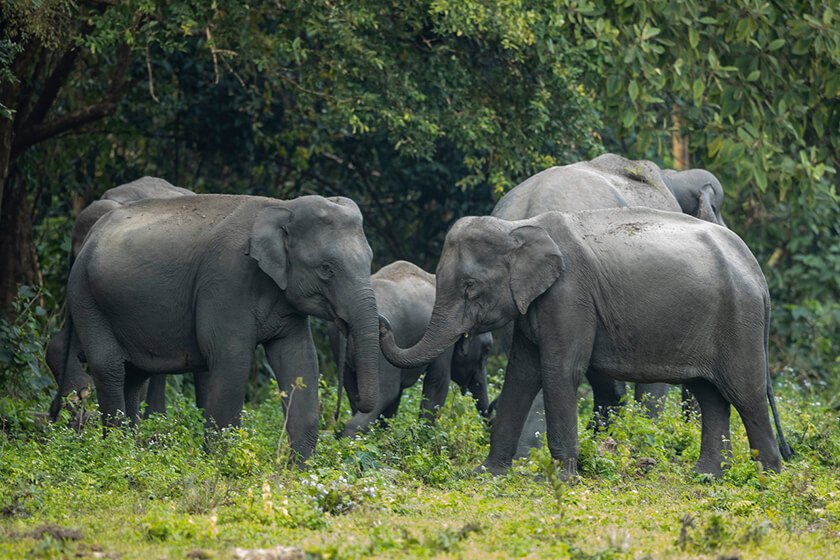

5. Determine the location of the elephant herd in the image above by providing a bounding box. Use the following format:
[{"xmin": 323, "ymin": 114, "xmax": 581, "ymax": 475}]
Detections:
[{"xmin": 45, "ymin": 153, "xmax": 792, "ymax": 478}]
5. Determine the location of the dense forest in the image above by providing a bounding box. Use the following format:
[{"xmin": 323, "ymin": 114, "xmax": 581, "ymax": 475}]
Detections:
[{"xmin": 0, "ymin": 1, "xmax": 838, "ymax": 558}]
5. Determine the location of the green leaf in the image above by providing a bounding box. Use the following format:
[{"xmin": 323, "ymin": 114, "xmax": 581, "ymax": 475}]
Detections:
[
  {"xmin": 622, "ymin": 108, "xmax": 637, "ymax": 128},
  {"xmin": 768, "ymin": 38, "xmax": 786, "ymax": 51},
  {"xmin": 747, "ymin": 69, "xmax": 761, "ymax": 81},
  {"xmin": 628, "ymin": 80, "xmax": 639, "ymax": 102},
  {"xmin": 692, "ymin": 78, "xmax": 705, "ymax": 104},
  {"xmin": 641, "ymin": 26, "xmax": 660, "ymax": 41},
  {"xmin": 689, "ymin": 28, "xmax": 699, "ymax": 49}
]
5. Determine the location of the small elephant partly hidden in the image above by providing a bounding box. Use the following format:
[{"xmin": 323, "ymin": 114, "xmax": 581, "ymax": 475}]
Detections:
[
  {"xmin": 58, "ymin": 193, "xmax": 381, "ymax": 462},
  {"xmin": 380, "ymin": 208, "xmax": 791, "ymax": 477},
  {"xmin": 331, "ymin": 260, "xmax": 492, "ymax": 437}
]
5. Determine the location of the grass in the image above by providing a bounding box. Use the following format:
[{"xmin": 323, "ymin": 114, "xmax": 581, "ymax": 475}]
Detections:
[{"xmin": 1, "ymin": 375, "xmax": 839, "ymax": 559}]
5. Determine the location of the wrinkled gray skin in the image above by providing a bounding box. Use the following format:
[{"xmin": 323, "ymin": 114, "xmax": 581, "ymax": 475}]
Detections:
[
  {"xmin": 490, "ymin": 153, "xmax": 728, "ymax": 450},
  {"xmin": 380, "ymin": 208, "xmax": 790, "ymax": 477},
  {"xmin": 59, "ymin": 194, "xmax": 380, "ymax": 461},
  {"xmin": 47, "ymin": 177, "xmax": 195, "ymax": 419},
  {"xmin": 329, "ymin": 261, "xmax": 492, "ymax": 437}
]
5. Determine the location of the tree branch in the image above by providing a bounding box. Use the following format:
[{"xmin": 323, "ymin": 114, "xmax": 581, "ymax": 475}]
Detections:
[
  {"xmin": 11, "ymin": 43, "xmax": 132, "ymax": 158},
  {"xmin": 16, "ymin": 45, "xmax": 84, "ymax": 132}
]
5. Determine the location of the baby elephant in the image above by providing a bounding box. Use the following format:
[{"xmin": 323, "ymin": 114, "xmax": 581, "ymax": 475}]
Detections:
[
  {"xmin": 380, "ymin": 208, "xmax": 791, "ymax": 477},
  {"xmin": 331, "ymin": 260, "xmax": 492, "ymax": 437}
]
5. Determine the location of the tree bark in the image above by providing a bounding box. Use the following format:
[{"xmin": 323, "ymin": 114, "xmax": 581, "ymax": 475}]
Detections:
[{"xmin": 0, "ymin": 174, "xmax": 38, "ymax": 315}]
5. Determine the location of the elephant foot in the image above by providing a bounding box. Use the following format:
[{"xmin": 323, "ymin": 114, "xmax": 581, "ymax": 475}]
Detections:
[
  {"xmin": 475, "ymin": 460, "xmax": 510, "ymax": 476},
  {"xmin": 692, "ymin": 458, "xmax": 725, "ymax": 478}
]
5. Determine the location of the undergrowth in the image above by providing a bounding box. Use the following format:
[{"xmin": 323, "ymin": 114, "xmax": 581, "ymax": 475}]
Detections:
[{"xmin": 0, "ymin": 288, "xmax": 838, "ymax": 558}]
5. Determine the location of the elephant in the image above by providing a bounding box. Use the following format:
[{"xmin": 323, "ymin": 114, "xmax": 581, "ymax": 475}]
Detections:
[
  {"xmin": 48, "ymin": 177, "xmax": 196, "ymax": 420},
  {"xmin": 329, "ymin": 260, "xmax": 492, "ymax": 437},
  {"xmin": 490, "ymin": 153, "xmax": 728, "ymax": 450},
  {"xmin": 57, "ymin": 193, "xmax": 380, "ymax": 461},
  {"xmin": 380, "ymin": 208, "xmax": 791, "ymax": 477},
  {"xmin": 659, "ymin": 168, "xmax": 726, "ymax": 227}
]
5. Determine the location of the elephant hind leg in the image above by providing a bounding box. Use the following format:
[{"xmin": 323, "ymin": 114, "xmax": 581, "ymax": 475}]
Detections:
[
  {"xmin": 586, "ymin": 369, "xmax": 626, "ymax": 431},
  {"xmin": 721, "ymin": 378, "xmax": 783, "ymax": 473},
  {"xmin": 124, "ymin": 364, "xmax": 152, "ymax": 426},
  {"xmin": 686, "ymin": 379, "xmax": 731, "ymax": 476},
  {"xmin": 88, "ymin": 355, "xmax": 129, "ymax": 428}
]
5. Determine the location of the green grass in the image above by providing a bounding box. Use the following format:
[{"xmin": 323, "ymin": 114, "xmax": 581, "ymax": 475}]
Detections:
[{"xmin": 1, "ymin": 378, "xmax": 839, "ymax": 559}]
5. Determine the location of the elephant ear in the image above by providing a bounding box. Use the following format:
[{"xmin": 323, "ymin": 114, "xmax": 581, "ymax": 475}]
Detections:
[
  {"xmin": 695, "ymin": 183, "xmax": 717, "ymax": 223},
  {"xmin": 247, "ymin": 206, "xmax": 294, "ymax": 290},
  {"xmin": 508, "ymin": 224, "xmax": 566, "ymax": 315}
]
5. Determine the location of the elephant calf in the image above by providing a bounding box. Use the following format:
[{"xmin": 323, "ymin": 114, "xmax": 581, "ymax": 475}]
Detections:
[
  {"xmin": 380, "ymin": 208, "xmax": 791, "ymax": 477},
  {"xmin": 331, "ymin": 260, "xmax": 492, "ymax": 437}
]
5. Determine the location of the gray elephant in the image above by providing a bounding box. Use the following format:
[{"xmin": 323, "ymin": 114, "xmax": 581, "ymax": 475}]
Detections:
[
  {"xmin": 48, "ymin": 177, "xmax": 196, "ymax": 420},
  {"xmin": 330, "ymin": 260, "xmax": 492, "ymax": 437},
  {"xmin": 659, "ymin": 168, "xmax": 726, "ymax": 226},
  {"xmin": 58, "ymin": 194, "xmax": 380, "ymax": 461},
  {"xmin": 490, "ymin": 153, "xmax": 728, "ymax": 449},
  {"xmin": 380, "ymin": 208, "xmax": 791, "ymax": 477}
]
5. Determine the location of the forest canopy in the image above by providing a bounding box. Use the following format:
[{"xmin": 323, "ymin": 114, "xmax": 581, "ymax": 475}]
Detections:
[{"xmin": 0, "ymin": 0, "xmax": 838, "ymax": 383}]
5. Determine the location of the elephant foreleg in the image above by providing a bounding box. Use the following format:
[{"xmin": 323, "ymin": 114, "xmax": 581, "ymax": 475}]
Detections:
[
  {"xmin": 265, "ymin": 316, "xmax": 320, "ymax": 464},
  {"xmin": 420, "ymin": 358, "xmax": 451, "ymax": 423},
  {"xmin": 482, "ymin": 330, "xmax": 542, "ymax": 475},
  {"xmin": 143, "ymin": 375, "xmax": 167, "ymax": 417}
]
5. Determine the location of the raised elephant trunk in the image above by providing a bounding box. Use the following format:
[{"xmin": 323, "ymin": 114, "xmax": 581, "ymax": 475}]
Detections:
[
  {"xmin": 346, "ymin": 285, "xmax": 379, "ymax": 413},
  {"xmin": 380, "ymin": 306, "xmax": 465, "ymax": 369}
]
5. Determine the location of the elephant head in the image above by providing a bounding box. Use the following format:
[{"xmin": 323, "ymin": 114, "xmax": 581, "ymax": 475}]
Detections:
[
  {"xmin": 248, "ymin": 195, "xmax": 380, "ymax": 413},
  {"xmin": 380, "ymin": 216, "xmax": 564, "ymax": 371},
  {"xmin": 659, "ymin": 168, "xmax": 726, "ymax": 227},
  {"xmin": 451, "ymin": 331, "xmax": 494, "ymax": 416}
]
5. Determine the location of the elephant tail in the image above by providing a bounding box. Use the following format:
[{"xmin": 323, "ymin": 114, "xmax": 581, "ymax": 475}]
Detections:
[
  {"xmin": 334, "ymin": 332, "xmax": 347, "ymax": 422},
  {"xmin": 49, "ymin": 309, "xmax": 75, "ymax": 421},
  {"xmin": 764, "ymin": 297, "xmax": 792, "ymax": 461}
]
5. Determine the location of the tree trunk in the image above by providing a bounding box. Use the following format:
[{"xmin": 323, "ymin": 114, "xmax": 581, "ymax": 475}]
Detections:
[
  {"xmin": 0, "ymin": 174, "xmax": 39, "ymax": 315},
  {"xmin": 671, "ymin": 106, "xmax": 689, "ymax": 170}
]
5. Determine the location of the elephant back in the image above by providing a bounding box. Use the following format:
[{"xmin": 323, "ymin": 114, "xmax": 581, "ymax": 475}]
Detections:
[{"xmin": 371, "ymin": 260, "xmax": 436, "ymax": 351}]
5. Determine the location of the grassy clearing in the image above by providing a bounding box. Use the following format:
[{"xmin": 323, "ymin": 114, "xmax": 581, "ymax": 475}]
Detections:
[{"xmin": 1, "ymin": 377, "xmax": 839, "ymax": 559}]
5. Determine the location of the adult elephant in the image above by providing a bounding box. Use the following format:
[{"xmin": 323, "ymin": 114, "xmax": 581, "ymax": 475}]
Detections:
[
  {"xmin": 57, "ymin": 194, "xmax": 380, "ymax": 461},
  {"xmin": 48, "ymin": 177, "xmax": 196, "ymax": 419},
  {"xmin": 380, "ymin": 208, "xmax": 791, "ymax": 476},
  {"xmin": 490, "ymin": 154, "xmax": 727, "ymax": 452},
  {"xmin": 330, "ymin": 260, "xmax": 493, "ymax": 437}
]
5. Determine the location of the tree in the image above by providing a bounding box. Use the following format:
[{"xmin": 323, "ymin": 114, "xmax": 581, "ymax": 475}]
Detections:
[
  {"xmin": 0, "ymin": 0, "xmax": 244, "ymax": 312},
  {"xmin": 1, "ymin": 0, "xmax": 603, "ymax": 314}
]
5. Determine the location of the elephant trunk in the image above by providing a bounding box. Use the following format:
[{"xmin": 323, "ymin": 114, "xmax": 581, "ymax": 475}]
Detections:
[
  {"xmin": 346, "ymin": 286, "xmax": 379, "ymax": 414},
  {"xmin": 472, "ymin": 373, "xmax": 491, "ymax": 417},
  {"xmin": 380, "ymin": 306, "xmax": 465, "ymax": 369}
]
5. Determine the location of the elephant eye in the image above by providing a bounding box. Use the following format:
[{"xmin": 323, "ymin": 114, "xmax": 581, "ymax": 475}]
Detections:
[
  {"xmin": 318, "ymin": 263, "xmax": 334, "ymax": 279},
  {"xmin": 463, "ymin": 278, "xmax": 479, "ymax": 298}
]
